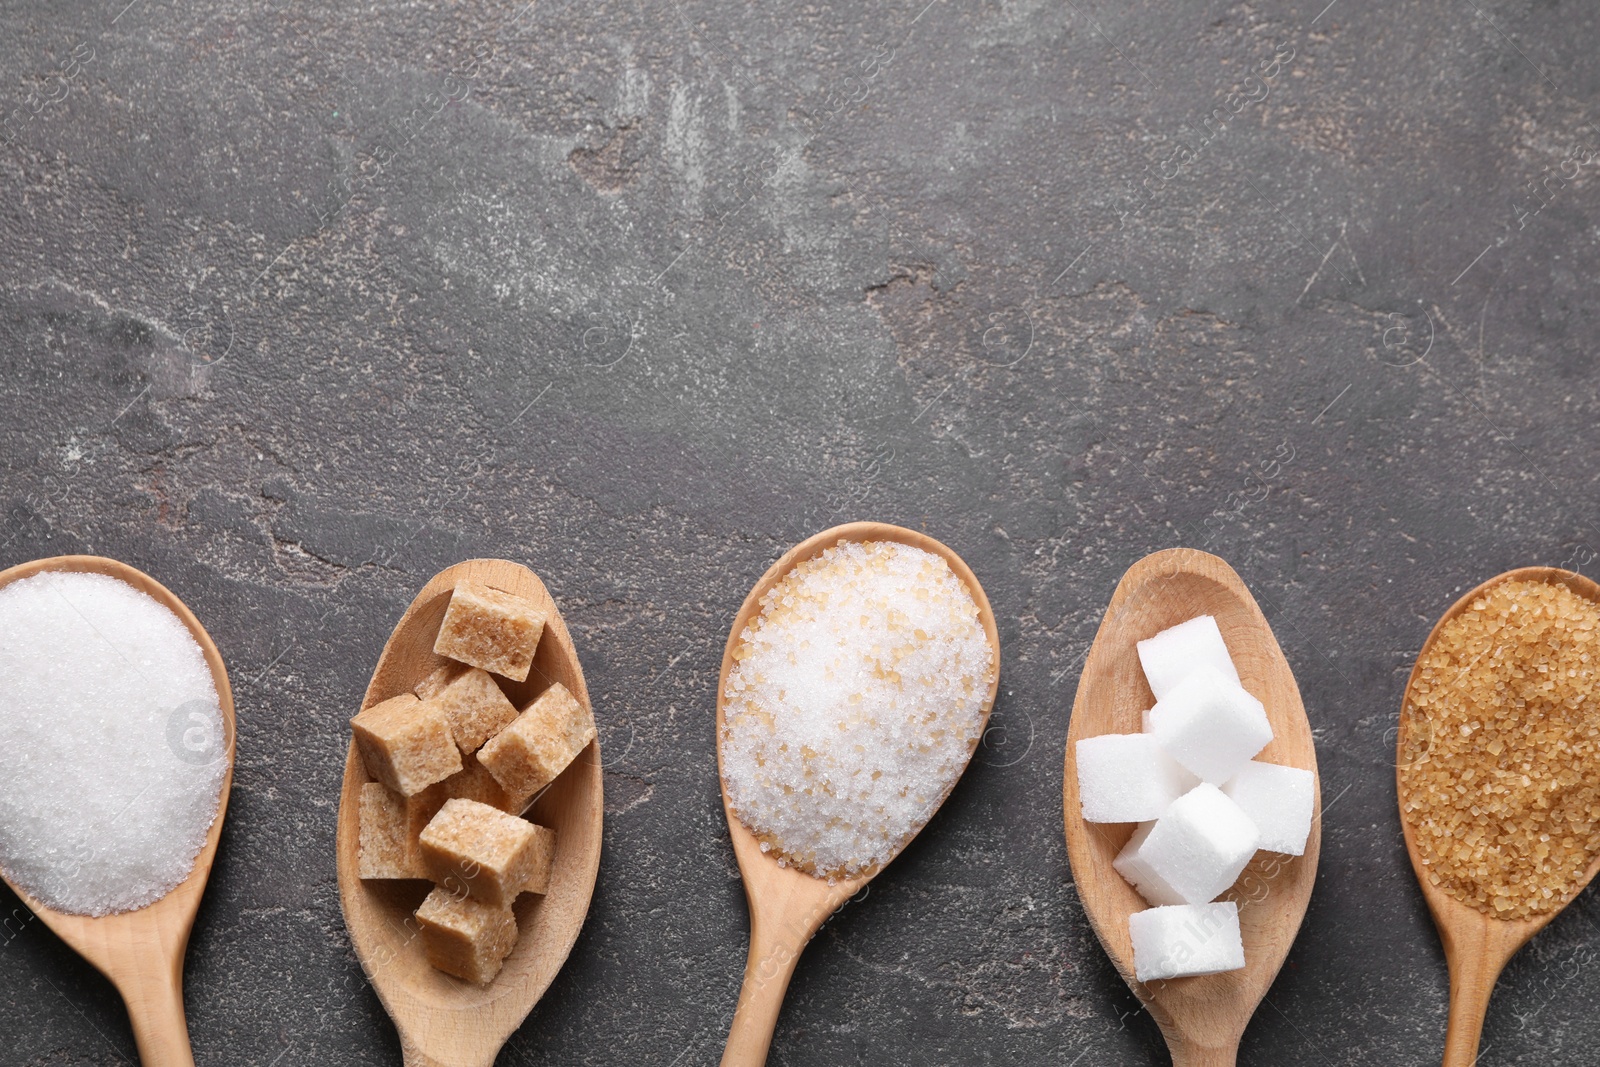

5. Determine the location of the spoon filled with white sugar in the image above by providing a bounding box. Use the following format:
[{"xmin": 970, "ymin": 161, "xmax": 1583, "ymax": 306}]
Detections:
[
  {"xmin": 716, "ymin": 522, "xmax": 1000, "ymax": 1067},
  {"xmin": 0, "ymin": 555, "xmax": 234, "ymax": 1067}
]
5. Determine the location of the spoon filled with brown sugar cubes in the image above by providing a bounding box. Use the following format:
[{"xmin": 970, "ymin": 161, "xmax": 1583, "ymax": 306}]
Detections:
[
  {"xmin": 1397, "ymin": 566, "xmax": 1600, "ymax": 1067},
  {"xmin": 336, "ymin": 559, "xmax": 603, "ymax": 1067}
]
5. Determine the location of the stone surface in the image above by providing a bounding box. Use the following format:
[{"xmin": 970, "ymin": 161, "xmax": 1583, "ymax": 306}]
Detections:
[{"xmin": 0, "ymin": 0, "xmax": 1598, "ymax": 1063}]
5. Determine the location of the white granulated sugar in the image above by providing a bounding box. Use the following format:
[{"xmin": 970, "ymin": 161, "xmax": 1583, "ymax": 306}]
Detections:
[
  {"xmin": 0, "ymin": 571, "xmax": 227, "ymax": 916},
  {"xmin": 721, "ymin": 540, "xmax": 994, "ymax": 878}
]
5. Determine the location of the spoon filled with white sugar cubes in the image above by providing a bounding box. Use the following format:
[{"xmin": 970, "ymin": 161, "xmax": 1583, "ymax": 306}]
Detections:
[{"xmin": 1065, "ymin": 548, "xmax": 1321, "ymax": 1067}]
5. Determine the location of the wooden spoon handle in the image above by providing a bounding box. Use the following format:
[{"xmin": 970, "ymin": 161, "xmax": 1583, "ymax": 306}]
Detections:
[
  {"xmin": 1442, "ymin": 948, "xmax": 1508, "ymax": 1067},
  {"xmin": 1167, "ymin": 1037, "xmax": 1238, "ymax": 1066},
  {"xmin": 720, "ymin": 916, "xmax": 811, "ymax": 1067},
  {"xmin": 397, "ymin": 1028, "xmax": 500, "ymax": 1067},
  {"xmin": 116, "ymin": 968, "xmax": 194, "ymax": 1067},
  {"xmin": 1436, "ymin": 916, "xmax": 1530, "ymax": 1067},
  {"xmin": 400, "ymin": 1044, "xmax": 490, "ymax": 1067}
]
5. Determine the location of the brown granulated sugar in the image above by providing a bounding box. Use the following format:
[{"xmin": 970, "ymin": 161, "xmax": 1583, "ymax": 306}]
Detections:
[{"xmin": 1399, "ymin": 578, "xmax": 1600, "ymax": 919}]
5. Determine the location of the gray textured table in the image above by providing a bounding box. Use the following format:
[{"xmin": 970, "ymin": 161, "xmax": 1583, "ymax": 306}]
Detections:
[{"xmin": 2, "ymin": 0, "xmax": 1598, "ymax": 1063}]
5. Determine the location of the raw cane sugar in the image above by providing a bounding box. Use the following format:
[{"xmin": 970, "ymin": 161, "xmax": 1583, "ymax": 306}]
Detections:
[
  {"xmin": 0, "ymin": 571, "xmax": 228, "ymax": 916},
  {"xmin": 720, "ymin": 540, "xmax": 994, "ymax": 879},
  {"xmin": 352, "ymin": 575, "xmax": 592, "ymax": 986},
  {"xmin": 401, "ymin": 756, "xmax": 529, "ymax": 876},
  {"xmin": 1399, "ymin": 578, "xmax": 1600, "ymax": 919},
  {"xmin": 433, "ymin": 580, "xmax": 546, "ymax": 682},
  {"xmin": 415, "ymin": 886, "xmax": 518, "ymax": 985},
  {"xmin": 520, "ymin": 821, "xmax": 556, "ymax": 895},
  {"xmin": 411, "ymin": 753, "xmax": 534, "ymax": 827}
]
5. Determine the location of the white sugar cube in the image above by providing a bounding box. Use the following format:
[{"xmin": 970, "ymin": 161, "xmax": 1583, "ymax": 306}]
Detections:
[
  {"xmin": 1224, "ymin": 761, "xmax": 1315, "ymax": 855},
  {"xmin": 1126, "ymin": 783, "xmax": 1259, "ymax": 904},
  {"xmin": 1113, "ymin": 822, "xmax": 1186, "ymax": 906},
  {"xmin": 1137, "ymin": 614, "xmax": 1240, "ymax": 700},
  {"xmin": 1148, "ymin": 666, "xmax": 1273, "ymax": 785},
  {"xmin": 1129, "ymin": 902, "xmax": 1245, "ymax": 981},
  {"xmin": 1076, "ymin": 734, "xmax": 1200, "ymax": 823}
]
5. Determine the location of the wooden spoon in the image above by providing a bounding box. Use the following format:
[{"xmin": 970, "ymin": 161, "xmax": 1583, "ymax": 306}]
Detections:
[
  {"xmin": 1062, "ymin": 548, "xmax": 1322, "ymax": 1067},
  {"xmin": 0, "ymin": 554, "xmax": 235, "ymax": 1067},
  {"xmin": 1396, "ymin": 566, "xmax": 1600, "ymax": 1067},
  {"xmin": 336, "ymin": 559, "xmax": 603, "ymax": 1067},
  {"xmin": 716, "ymin": 521, "xmax": 1001, "ymax": 1067}
]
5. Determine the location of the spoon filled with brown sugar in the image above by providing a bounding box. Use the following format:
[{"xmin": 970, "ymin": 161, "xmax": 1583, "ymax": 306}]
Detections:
[
  {"xmin": 1397, "ymin": 566, "xmax": 1600, "ymax": 1067},
  {"xmin": 336, "ymin": 559, "xmax": 603, "ymax": 1067}
]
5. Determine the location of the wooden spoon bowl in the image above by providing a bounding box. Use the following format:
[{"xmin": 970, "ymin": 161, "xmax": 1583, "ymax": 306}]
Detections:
[
  {"xmin": 1063, "ymin": 548, "xmax": 1322, "ymax": 1067},
  {"xmin": 0, "ymin": 554, "xmax": 235, "ymax": 1067},
  {"xmin": 716, "ymin": 522, "xmax": 1001, "ymax": 1067},
  {"xmin": 335, "ymin": 559, "xmax": 603, "ymax": 1067},
  {"xmin": 1396, "ymin": 566, "xmax": 1600, "ymax": 1067}
]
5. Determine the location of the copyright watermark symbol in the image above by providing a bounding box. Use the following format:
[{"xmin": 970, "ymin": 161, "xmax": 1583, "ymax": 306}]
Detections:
[{"xmin": 165, "ymin": 699, "xmax": 231, "ymax": 766}]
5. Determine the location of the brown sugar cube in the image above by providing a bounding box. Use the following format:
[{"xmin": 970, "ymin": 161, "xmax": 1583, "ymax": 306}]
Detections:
[
  {"xmin": 521, "ymin": 822, "xmax": 556, "ymax": 895},
  {"xmin": 351, "ymin": 694, "xmax": 462, "ymax": 796},
  {"xmin": 445, "ymin": 753, "xmax": 536, "ymax": 814},
  {"xmin": 477, "ymin": 683, "xmax": 596, "ymax": 799},
  {"xmin": 405, "ymin": 756, "xmax": 534, "ymax": 870},
  {"xmin": 416, "ymin": 751, "xmax": 534, "ymax": 819},
  {"xmin": 414, "ymin": 661, "xmax": 468, "ymax": 701},
  {"xmin": 358, "ymin": 782, "xmax": 425, "ymax": 880},
  {"xmin": 405, "ymin": 785, "xmax": 449, "ymax": 870},
  {"xmin": 427, "ymin": 667, "xmax": 519, "ymax": 755},
  {"xmin": 405, "ymin": 754, "xmax": 533, "ymax": 859},
  {"xmin": 415, "ymin": 886, "xmax": 517, "ymax": 985},
  {"xmin": 419, "ymin": 798, "xmax": 544, "ymax": 907},
  {"xmin": 433, "ymin": 580, "xmax": 546, "ymax": 682}
]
